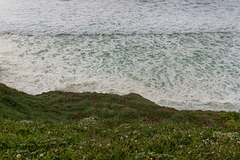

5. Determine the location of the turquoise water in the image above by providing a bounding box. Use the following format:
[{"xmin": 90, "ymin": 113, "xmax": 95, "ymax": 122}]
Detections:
[{"xmin": 0, "ymin": 0, "xmax": 240, "ymax": 111}]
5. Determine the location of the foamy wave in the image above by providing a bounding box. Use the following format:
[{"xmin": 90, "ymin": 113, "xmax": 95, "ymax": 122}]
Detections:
[
  {"xmin": 0, "ymin": 0, "xmax": 239, "ymax": 35},
  {"xmin": 0, "ymin": 33, "xmax": 240, "ymax": 111}
]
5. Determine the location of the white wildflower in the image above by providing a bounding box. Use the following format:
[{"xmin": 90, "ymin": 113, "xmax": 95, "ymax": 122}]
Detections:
[{"xmin": 16, "ymin": 154, "xmax": 21, "ymax": 158}]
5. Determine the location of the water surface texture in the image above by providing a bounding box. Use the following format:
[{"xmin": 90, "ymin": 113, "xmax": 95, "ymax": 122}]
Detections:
[{"xmin": 0, "ymin": 0, "xmax": 240, "ymax": 111}]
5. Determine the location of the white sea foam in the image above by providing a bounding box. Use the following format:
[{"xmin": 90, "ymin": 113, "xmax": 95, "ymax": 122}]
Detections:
[
  {"xmin": 0, "ymin": 0, "xmax": 240, "ymax": 35},
  {"xmin": 0, "ymin": 0, "xmax": 240, "ymax": 111},
  {"xmin": 0, "ymin": 33, "xmax": 239, "ymax": 111}
]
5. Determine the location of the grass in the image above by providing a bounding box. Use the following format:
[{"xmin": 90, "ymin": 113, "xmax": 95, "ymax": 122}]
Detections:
[{"xmin": 0, "ymin": 83, "xmax": 240, "ymax": 159}]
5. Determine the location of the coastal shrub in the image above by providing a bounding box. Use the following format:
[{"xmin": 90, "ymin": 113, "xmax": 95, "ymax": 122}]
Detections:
[
  {"xmin": 172, "ymin": 131, "xmax": 184, "ymax": 140},
  {"xmin": 119, "ymin": 108, "xmax": 139, "ymax": 119},
  {"xmin": 92, "ymin": 108, "xmax": 116, "ymax": 118},
  {"xmin": 109, "ymin": 103, "xmax": 124, "ymax": 109},
  {"xmin": 74, "ymin": 101, "xmax": 93, "ymax": 110},
  {"xmin": 227, "ymin": 120, "xmax": 240, "ymax": 131},
  {"xmin": 5, "ymin": 109, "xmax": 27, "ymax": 121},
  {"xmin": 157, "ymin": 154, "xmax": 177, "ymax": 160},
  {"xmin": 98, "ymin": 109, "xmax": 116, "ymax": 118},
  {"xmin": 202, "ymin": 130, "xmax": 218, "ymax": 141},
  {"xmin": 81, "ymin": 107, "xmax": 95, "ymax": 116},
  {"xmin": 94, "ymin": 102, "xmax": 111, "ymax": 109},
  {"xmin": 220, "ymin": 112, "xmax": 240, "ymax": 129},
  {"xmin": 1, "ymin": 84, "xmax": 240, "ymax": 159},
  {"xmin": 104, "ymin": 118, "xmax": 121, "ymax": 126},
  {"xmin": 220, "ymin": 112, "xmax": 240, "ymax": 121},
  {"xmin": 171, "ymin": 113, "xmax": 188, "ymax": 123}
]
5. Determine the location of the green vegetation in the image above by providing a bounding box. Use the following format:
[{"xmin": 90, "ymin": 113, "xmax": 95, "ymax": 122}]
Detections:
[{"xmin": 0, "ymin": 83, "xmax": 240, "ymax": 159}]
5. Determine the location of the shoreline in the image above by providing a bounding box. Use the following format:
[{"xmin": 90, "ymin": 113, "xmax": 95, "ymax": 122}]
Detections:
[{"xmin": 0, "ymin": 82, "xmax": 239, "ymax": 113}]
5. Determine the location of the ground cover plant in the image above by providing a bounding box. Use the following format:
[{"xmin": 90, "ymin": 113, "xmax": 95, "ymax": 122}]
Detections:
[{"xmin": 0, "ymin": 83, "xmax": 240, "ymax": 159}]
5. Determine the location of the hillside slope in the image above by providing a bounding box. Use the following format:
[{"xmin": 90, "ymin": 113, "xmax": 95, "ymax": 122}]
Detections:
[{"xmin": 0, "ymin": 83, "xmax": 240, "ymax": 159}]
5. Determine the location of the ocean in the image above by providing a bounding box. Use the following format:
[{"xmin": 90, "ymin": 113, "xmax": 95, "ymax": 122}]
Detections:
[{"xmin": 0, "ymin": 0, "xmax": 240, "ymax": 111}]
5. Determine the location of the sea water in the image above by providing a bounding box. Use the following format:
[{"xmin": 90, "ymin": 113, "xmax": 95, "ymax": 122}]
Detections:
[{"xmin": 0, "ymin": 0, "xmax": 240, "ymax": 111}]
